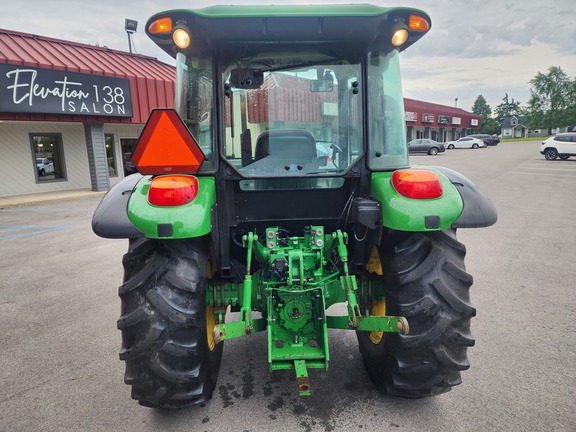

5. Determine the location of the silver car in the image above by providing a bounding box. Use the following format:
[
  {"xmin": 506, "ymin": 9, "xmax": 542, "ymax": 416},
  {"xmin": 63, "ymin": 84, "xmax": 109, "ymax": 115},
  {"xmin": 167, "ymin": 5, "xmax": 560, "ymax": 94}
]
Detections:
[
  {"xmin": 445, "ymin": 137, "xmax": 486, "ymax": 149},
  {"xmin": 408, "ymin": 138, "xmax": 445, "ymax": 155}
]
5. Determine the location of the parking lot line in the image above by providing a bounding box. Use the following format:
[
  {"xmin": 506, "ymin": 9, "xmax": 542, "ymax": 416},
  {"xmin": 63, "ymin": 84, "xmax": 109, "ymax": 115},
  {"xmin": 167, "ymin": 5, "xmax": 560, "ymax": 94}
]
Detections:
[
  {"xmin": 0, "ymin": 225, "xmax": 72, "ymax": 240},
  {"xmin": 0, "ymin": 208, "xmax": 95, "ymax": 213},
  {"xmin": 510, "ymin": 171, "xmax": 576, "ymax": 178}
]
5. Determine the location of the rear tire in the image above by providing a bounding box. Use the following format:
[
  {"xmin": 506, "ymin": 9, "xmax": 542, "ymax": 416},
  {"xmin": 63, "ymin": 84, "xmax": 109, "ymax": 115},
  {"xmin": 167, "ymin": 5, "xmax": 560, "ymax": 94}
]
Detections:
[
  {"xmin": 118, "ymin": 238, "xmax": 223, "ymax": 409},
  {"xmin": 544, "ymin": 148, "xmax": 558, "ymax": 160},
  {"xmin": 357, "ymin": 230, "xmax": 475, "ymax": 398}
]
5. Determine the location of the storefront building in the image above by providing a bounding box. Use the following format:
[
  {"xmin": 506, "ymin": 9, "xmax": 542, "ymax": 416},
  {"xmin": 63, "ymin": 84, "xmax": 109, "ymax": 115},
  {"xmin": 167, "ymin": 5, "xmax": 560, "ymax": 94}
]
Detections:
[
  {"xmin": 0, "ymin": 29, "xmax": 175, "ymax": 197},
  {"xmin": 404, "ymin": 98, "xmax": 481, "ymax": 142}
]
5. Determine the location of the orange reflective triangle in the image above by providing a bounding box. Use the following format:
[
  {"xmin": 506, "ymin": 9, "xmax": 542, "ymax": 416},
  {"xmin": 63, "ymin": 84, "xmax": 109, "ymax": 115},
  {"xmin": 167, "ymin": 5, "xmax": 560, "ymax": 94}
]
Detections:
[{"xmin": 132, "ymin": 108, "xmax": 205, "ymax": 175}]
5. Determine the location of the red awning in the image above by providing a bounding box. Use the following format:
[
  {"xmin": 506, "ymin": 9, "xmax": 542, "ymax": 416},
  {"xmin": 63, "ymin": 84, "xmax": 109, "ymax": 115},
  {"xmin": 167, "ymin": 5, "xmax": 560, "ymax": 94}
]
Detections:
[
  {"xmin": 0, "ymin": 28, "xmax": 175, "ymax": 123},
  {"xmin": 404, "ymin": 97, "xmax": 480, "ymax": 128}
]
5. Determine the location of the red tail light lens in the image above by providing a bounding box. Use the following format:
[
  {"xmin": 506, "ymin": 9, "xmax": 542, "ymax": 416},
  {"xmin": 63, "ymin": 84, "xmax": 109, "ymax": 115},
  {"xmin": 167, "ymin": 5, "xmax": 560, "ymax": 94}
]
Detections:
[
  {"xmin": 148, "ymin": 175, "xmax": 199, "ymax": 206},
  {"xmin": 392, "ymin": 170, "xmax": 443, "ymax": 199}
]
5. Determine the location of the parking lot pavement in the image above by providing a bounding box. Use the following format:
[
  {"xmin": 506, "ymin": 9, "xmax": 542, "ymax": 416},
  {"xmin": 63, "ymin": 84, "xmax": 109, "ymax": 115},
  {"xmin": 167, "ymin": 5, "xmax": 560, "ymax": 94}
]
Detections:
[{"xmin": 0, "ymin": 189, "xmax": 105, "ymax": 209}]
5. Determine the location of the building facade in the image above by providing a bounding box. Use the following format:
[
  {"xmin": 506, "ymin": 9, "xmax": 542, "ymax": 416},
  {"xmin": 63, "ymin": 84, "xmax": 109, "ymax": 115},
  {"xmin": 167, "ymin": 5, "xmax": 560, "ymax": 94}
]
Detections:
[
  {"xmin": 404, "ymin": 98, "xmax": 480, "ymax": 142},
  {"xmin": 0, "ymin": 29, "xmax": 175, "ymax": 197}
]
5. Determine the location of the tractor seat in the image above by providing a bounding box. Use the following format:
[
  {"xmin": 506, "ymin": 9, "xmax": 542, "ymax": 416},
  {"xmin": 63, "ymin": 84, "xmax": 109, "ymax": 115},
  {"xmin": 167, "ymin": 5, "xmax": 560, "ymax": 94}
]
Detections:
[{"xmin": 254, "ymin": 130, "xmax": 317, "ymax": 163}]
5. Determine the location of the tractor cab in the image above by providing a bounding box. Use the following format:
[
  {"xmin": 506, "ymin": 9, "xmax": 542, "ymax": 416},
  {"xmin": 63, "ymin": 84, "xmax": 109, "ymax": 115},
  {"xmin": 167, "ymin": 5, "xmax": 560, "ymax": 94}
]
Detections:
[{"xmin": 147, "ymin": 5, "xmax": 429, "ymax": 180}]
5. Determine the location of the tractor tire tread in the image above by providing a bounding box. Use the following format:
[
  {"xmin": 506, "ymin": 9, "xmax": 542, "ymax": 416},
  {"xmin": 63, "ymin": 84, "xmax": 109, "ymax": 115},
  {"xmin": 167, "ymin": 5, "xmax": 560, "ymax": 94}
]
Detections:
[
  {"xmin": 357, "ymin": 230, "xmax": 475, "ymax": 398},
  {"xmin": 118, "ymin": 238, "xmax": 222, "ymax": 409}
]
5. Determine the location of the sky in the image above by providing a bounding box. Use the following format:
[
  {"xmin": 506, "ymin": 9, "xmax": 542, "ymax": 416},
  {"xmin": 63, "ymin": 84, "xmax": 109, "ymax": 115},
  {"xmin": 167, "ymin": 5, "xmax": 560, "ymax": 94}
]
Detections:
[{"xmin": 1, "ymin": 0, "xmax": 575, "ymax": 113}]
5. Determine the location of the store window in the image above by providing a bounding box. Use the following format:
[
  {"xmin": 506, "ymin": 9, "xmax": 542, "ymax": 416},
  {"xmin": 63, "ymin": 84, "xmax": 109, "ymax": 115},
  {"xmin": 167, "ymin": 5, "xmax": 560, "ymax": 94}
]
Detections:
[
  {"xmin": 30, "ymin": 133, "xmax": 66, "ymax": 182},
  {"xmin": 121, "ymin": 138, "xmax": 138, "ymax": 176},
  {"xmin": 105, "ymin": 134, "xmax": 118, "ymax": 177}
]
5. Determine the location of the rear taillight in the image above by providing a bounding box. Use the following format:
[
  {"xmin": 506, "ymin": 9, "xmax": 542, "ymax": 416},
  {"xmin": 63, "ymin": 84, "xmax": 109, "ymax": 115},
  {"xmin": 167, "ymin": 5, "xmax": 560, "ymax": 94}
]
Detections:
[
  {"xmin": 148, "ymin": 175, "xmax": 199, "ymax": 206},
  {"xmin": 392, "ymin": 169, "xmax": 443, "ymax": 199}
]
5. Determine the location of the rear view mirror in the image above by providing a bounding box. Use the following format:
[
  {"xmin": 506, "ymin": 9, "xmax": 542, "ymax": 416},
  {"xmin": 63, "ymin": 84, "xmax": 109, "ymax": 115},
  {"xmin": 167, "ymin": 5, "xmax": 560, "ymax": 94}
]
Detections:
[
  {"xmin": 229, "ymin": 68, "xmax": 264, "ymax": 89},
  {"xmin": 310, "ymin": 79, "xmax": 334, "ymax": 92}
]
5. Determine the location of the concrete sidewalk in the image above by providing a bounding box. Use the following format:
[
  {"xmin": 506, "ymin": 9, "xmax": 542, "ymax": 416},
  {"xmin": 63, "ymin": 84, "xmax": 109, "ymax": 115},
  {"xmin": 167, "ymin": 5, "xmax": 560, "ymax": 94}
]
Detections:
[{"xmin": 0, "ymin": 189, "xmax": 106, "ymax": 209}]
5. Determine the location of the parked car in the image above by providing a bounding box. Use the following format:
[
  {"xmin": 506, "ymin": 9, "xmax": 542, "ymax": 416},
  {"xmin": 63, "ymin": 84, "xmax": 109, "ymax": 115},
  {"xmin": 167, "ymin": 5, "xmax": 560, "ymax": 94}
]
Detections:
[
  {"xmin": 408, "ymin": 138, "xmax": 445, "ymax": 155},
  {"xmin": 468, "ymin": 134, "xmax": 500, "ymax": 146},
  {"xmin": 540, "ymin": 132, "xmax": 576, "ymax": 160},
  {"xmin": 36, "ymin": 157, "xmax": 54, "ymax": 176},
  {"xmin": 445, "ymin": 137, "xmax": 486, "ymax": 149}
]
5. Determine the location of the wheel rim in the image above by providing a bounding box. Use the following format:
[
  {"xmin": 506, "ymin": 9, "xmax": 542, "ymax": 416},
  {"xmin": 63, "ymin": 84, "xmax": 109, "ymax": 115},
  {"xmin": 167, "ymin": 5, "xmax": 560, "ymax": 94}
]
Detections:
[
  {"xmin": 368, "ymin": 299, "xmax": 387, "ymax": 345},
  {"xmin": 545, "ymin": 149, "xmax": 557, "ymax": 160},
  {"xmin": 206, "ymin": 305, "xmax": 217, "ymax": 351},
  {"xmin": 430, "ymin": 148, "xmax": 438, "ymax": 155}
]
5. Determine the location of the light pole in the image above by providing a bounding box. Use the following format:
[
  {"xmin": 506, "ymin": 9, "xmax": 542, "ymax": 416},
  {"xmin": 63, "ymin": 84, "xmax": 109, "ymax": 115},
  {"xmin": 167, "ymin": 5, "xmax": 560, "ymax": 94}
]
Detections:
[
  {"xmin": 455, "ymin": 97, "xmax": 458, "ymax": 108},
  {"xmin": 125, "ymin": 19, "xmax": 138, "ymax": 53}
]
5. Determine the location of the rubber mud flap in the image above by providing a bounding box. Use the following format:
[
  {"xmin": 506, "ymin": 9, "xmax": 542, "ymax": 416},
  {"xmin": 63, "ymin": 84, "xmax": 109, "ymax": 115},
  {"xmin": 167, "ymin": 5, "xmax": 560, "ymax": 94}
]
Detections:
[
  {"xmin": 434, "ymin": 166, "xmax": 497, "ymax": 228},
  {"xmin": 92, "ymin": 174, "xmax": 144, "ymax": 238}
]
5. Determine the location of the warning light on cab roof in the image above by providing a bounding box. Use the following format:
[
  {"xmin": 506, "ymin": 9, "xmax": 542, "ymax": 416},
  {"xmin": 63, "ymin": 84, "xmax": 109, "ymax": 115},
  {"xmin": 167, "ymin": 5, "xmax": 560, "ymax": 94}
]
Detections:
[
  {"xmin": 131, "ymin": 109, "xmax": 205, "ymax": 175},
  {"xmin": 148, "ymin": 17, "xmax": 173, "ymax": 35},
  {"xmin": 408, "ymin": 15, "xmax": 430, "ymax": 31}
]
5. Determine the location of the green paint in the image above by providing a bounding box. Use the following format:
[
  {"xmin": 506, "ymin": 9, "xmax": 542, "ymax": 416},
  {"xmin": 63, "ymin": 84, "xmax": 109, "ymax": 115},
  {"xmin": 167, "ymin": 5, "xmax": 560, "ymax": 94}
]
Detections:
[
  {"xmin": 208, "ymin": 226, "xmax": 405, "ymax": 395},
  {"xmin": 371, "ymin": 168, "xmax": 464, "ymax": 231},
  {"xmin": 153, "ymin": 4, "xmax": 426, "ymax": 19},
  {"xmin": 127, "ymin": 176, "xmax": 216, "ymax": 239}
]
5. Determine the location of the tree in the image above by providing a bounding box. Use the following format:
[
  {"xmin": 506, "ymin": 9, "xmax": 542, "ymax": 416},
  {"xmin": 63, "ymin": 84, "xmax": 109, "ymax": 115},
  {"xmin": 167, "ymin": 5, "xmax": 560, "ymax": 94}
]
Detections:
[
  {"xmin": 472, "ymin": 95, "xmax": 491, "ymax": 117},
  {"xmin": 527, "ymin": 66, "xmax": 576, "ymax": 131},
  {"xmin": 471, "ymin": 95, "xmax": 499, "ymax": 134},
  {"xmin": 494, "ymin": 93, "xmax": 522, "ymax": 124}
]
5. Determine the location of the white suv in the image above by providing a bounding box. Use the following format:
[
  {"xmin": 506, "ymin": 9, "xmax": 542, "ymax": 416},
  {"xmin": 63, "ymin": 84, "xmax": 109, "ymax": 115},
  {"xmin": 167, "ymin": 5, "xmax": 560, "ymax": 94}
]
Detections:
[
  {"xmin": 540, "ymin": 133, "xmax": 576, "ymax": 160},
  {"xmin": 36, "ymin": 157, "xmax": 54, "ymax": 176}
]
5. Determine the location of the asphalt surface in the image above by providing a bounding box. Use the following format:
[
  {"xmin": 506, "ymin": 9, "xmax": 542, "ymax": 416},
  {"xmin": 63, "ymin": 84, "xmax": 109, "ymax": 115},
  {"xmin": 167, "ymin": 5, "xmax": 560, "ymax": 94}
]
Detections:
[{"xmin": 1, "ymin": 141, "xmax": 575, "ymax": 432}]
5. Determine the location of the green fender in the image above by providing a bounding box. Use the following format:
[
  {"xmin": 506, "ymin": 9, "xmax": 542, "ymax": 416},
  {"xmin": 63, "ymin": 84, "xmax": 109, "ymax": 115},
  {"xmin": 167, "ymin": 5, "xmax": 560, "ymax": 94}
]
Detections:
[
  {"xmin": 370, "ymin": 169, "xmax": 463, "ymax": 231},
  {"xmin": 371, "ymin": 166, "xmax": 497, "ymax": 231},
  {"xmin": 127, "ymin": 176, "xmax": 216, "ymax": 239}
]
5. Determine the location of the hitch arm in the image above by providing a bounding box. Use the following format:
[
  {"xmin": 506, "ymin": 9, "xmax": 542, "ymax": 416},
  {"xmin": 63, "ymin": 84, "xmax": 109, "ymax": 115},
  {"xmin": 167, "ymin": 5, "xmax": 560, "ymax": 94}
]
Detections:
[{"xmin": 214, "ymin": 232, "xmax": 267, "ymax": 343}]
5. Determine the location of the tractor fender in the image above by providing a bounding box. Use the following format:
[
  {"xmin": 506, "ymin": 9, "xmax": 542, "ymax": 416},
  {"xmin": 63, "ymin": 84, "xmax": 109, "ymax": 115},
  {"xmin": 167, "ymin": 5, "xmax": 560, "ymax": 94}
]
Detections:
[
  {"xmin": 126, "ymin": 176, "xmax": 216, "ymax": 239},
  {"xmin": 371, "ymin": 170, "xmax": 464, "ymax": 231},
  {"xmin": 434, "ymin": 166, "xmax": 498, "ymax": 228},
  {"xmin": 92, "ymin": 174, "xmax": 144, "ymax": 239}
]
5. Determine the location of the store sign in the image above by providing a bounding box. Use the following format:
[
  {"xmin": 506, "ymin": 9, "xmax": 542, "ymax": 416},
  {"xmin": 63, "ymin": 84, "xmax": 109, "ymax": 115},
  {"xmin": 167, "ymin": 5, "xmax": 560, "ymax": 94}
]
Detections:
[
  {"xmin": 0, "ymin": 64, "xmax": 133, "ymax": 117},
  {"xmin": 422, "ymin": 113, "xmax": 435, "ymax": 123},
  {"xmin": 438, "ymin": 115, "xmax": 450, "ymax": 124},
  {"xmin": 471, "ymin": 118, "xmax": 479, "ymax": 126},
  {"xmin": 405, "ymin": 111, "xmax": 417, "ymax": 122},
  {"xmin": 452, "ymin": 117, "xmax": 462, "ymax": 125}
]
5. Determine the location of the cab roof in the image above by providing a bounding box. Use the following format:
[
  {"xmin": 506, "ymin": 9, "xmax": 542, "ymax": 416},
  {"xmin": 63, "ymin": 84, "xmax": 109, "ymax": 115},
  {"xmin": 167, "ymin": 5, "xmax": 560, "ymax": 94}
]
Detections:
[{"xmin": 146, "ymin": 4, "xmax": 431, "ymax": 57}]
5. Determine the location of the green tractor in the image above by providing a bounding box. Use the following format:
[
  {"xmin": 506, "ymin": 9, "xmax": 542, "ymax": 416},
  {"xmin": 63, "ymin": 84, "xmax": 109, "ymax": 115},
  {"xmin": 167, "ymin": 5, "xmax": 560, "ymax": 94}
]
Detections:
[{"xmin": 93, "ymin": 4, "xmax": 497, "ymax": 409}]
